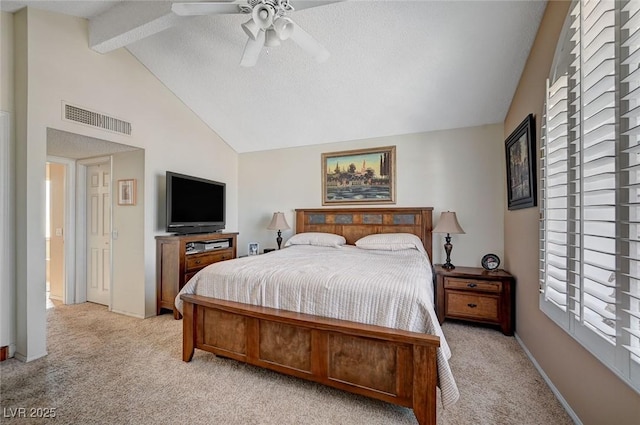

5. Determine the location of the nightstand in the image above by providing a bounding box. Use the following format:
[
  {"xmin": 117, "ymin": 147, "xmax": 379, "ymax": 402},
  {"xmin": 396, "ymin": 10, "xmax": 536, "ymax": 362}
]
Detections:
[{"xmin": 434, "ymin": 265, "xmax": 515, "ymax": 335}]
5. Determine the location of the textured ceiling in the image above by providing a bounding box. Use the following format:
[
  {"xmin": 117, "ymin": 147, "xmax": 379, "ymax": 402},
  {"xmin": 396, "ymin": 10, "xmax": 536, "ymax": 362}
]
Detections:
[{"xmin": 2, "ymin": 1, "xmax": 547, "ymax": 153}]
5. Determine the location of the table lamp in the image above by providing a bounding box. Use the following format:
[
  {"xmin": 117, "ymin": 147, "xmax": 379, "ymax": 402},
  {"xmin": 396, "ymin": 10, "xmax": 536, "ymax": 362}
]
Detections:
[
  {"xmin": 432, "ymin": 211, "xmax": 465, "ymax": 270},
  {"xmin": 267, "ymin": 212, "xmax": 290, "ymax": 249}
]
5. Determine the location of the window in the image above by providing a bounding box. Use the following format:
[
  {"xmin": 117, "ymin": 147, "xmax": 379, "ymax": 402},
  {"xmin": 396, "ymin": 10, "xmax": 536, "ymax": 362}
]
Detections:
[{"xmin": 540, "ymin": 0, "xmax": 640, "ymax": 393}]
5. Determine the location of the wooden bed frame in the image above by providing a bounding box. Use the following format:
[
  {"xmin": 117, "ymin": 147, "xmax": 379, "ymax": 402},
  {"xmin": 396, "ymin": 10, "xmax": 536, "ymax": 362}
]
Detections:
[{"xmin": 181, "ymin": 207, "xmax": 439, "ymax": 425}]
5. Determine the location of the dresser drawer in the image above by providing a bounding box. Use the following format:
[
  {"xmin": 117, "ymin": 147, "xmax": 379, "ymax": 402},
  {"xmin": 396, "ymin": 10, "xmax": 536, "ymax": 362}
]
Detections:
[
  {"xmin": 444, "ymin": 277, "xmax": 502, "ymax": 293},
  {"xmin": 186, "ymin": 250, "xmax": 233, "ymax": 272},
  {"xmin": 446, "ymin": 292, "xmax": 499, "ymax": 321}
]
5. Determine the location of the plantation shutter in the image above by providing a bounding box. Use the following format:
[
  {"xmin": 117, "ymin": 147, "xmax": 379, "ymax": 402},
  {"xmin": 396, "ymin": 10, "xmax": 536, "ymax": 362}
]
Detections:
[
  {"xmin": 541, "ymin": 75, "xmax": 570, "ymax": 325},
  {"xmin": 577, "ymin": 0, "xmax": 617, "ymax": 348},
  {"xmin": 541, "ymin": 0, "xmax": 640, "ymax": 392}
]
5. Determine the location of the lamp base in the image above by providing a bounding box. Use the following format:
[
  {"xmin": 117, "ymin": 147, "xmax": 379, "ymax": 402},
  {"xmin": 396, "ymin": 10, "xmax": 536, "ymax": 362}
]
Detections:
[
  {"xmin": 442, "ymin": 233, "xmax": 455, "ymax": 270},
  {"xmin": 276, "ymin": 230, "xmax": 283, "ymax": 249}
]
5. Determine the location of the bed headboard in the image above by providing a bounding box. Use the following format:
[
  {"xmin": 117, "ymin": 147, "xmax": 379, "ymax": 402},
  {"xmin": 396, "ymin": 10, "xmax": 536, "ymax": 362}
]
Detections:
[{"xmin": 295, "ymin": 207, "xmax": 434, "ymax": 262}]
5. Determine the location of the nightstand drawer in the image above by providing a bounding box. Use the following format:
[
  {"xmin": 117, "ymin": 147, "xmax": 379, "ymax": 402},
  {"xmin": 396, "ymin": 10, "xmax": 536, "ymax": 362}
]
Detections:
[
  {"xmin": 186, "ymin": 250, "xmax": 232, "ymax": 271},
  {"xmin": 446, "ymin": 292, "xmax": 499, "ymax": 321},
  {"xmin": 444, "ymin": 277, "xmax": 502, "ymax": 293}
]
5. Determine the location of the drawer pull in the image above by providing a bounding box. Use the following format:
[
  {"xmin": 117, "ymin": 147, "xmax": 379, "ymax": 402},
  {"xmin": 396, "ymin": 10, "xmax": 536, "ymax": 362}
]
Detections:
[
  {"xmin": 467, "ymin": 283, "xmax": 477, "ymax": 288},
  {"xmin": 195, "ymin": 260, "xmax": 201, "ymax": 264},
  {"xmin": 467, "ymin": 303, "xmax": 477, "ymax": 308}
]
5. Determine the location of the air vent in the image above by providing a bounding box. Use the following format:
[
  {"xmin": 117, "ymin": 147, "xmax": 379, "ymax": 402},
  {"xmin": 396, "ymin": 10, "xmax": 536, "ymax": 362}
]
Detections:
[{"xmin": 63, "ymin": 103, "xmax": 132, "ymax": 136}]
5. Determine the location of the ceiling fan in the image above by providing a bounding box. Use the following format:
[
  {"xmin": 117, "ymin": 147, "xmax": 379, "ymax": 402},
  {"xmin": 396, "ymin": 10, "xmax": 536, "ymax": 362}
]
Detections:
[{"xmin": 171, "ymin": 0, "xmax": 338, "ymax": 67}]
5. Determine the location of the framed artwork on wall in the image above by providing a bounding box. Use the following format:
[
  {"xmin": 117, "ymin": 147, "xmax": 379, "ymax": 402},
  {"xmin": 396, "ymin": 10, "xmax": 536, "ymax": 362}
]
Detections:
[
  {"xmin": 117, "ymin": 179, "xmax": 136, "ymax": 206},
  {"xmin": 505, "ymin": 114, "xmax": 536, "ymax": 210},
  {"xmin": 321, "ymin": 146, "xmax": 396, "ymax": 205}
]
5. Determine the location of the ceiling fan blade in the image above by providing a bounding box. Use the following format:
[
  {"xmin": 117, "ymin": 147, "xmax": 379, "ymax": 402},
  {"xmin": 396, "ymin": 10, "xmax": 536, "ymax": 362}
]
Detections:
[
  {"xmin": 240, "ymin": 30, "xmax": 266, "ymax": 67},
  {"xmin": 288, "ymin": 0, "xmax": 344, "ymax": 12},
  {"xmin": 172, "ymin": 1, "xmax": 246, "ymax": 16},
  {"xmin": 289, "ymin": 23, "xmax": 329, "ymax": 63}
]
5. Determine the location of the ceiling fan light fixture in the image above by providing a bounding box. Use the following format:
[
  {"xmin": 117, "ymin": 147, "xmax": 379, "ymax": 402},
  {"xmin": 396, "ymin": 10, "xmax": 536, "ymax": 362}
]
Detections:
[
  {"xmin": 273, "ymin": 16, "xmax": 294, "ymax": 40},
  {"xmin": 241, "ymin": 18, "xmax": 261, "ymax": 40},
  {"xmin": 252, "ymin": 3, "xmax": 275, "ymax": 29},
  {"xmin": 265, "ymin": 29, "xmax": 281, "ymax": 47},
  {"xmin": 174, "ymin": 0, "xmax": 332, "ymax": 66}
]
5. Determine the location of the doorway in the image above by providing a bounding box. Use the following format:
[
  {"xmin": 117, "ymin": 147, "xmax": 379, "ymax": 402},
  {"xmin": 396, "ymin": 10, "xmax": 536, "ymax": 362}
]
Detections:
[
  {"xmin": 45, "ymin": 162, "xmax": 66, "ymax": 308},
  {"xmin": 46, "ymin": 128, "xmax": 144, "ymax": 314}
]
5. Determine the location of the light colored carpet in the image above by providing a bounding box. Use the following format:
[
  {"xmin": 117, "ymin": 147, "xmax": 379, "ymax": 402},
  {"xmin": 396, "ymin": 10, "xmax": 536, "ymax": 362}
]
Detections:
[{"xmin": 0, "ymin": 302, "xmax": 574, "ymax": 425}]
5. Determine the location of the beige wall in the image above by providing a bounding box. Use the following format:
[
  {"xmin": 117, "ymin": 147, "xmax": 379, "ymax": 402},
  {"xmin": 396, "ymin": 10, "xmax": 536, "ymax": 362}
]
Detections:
[
  {"xmin": 504, "ymin": 2, "xmax": 640, "ymax": 424},
  {"xmin": 239, "ymin": 124, "xmax": 506, "ymax": 264},
  {"xmin": 11, "ymin": 7, "xmax": 239, "ymax": 359},
  {"xmin": 111, "ymin": 149, "xmax": 145, "ymax": 317},
  {"xmin": 48, "ymin": 162, "xmax": 64, "ymax": 300}
]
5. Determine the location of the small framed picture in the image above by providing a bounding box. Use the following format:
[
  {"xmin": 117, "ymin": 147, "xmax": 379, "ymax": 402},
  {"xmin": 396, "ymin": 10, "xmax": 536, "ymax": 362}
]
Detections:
[
  {"xmin": 248, "ymin": 242, "xmax": 259, "ymax": 256},
  {"xmin": 117, "ymin": 179, "xmax": 136, "ymax": 206}
]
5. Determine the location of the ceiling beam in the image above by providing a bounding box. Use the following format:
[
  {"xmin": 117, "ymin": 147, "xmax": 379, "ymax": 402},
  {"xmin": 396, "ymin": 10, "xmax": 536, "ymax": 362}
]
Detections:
[{"xmin": 89, "ymin": 1, "xmax": 185, "ymax": 54}]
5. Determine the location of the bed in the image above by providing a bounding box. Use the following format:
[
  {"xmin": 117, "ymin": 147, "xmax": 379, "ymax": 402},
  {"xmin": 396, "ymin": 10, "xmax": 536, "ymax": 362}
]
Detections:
[{"xmin": 177, "ymin": 207, "xmax": 459, "ymax": 425}]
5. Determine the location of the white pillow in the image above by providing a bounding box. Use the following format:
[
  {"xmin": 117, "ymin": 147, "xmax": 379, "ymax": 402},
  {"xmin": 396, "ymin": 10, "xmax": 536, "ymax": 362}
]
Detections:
[
  {"xmin": 284, "ymin": 232, "xmax": 346, "ymax": 248},
  {"xmin": 355, "ymin": 233, "xmax": 426, "ymax": 254}
]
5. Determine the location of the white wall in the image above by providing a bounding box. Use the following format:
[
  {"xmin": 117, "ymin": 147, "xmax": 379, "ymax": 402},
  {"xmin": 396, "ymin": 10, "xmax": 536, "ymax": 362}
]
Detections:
[
  {"xmin": 238, "ymin": 124, "xmax": 506, "ymax": 265},
  {"xmin": 1, "ymin": 12, "xmax": 14, "ymax": 110},
  {"xmin": 0, "ymin": 12, "xmax": 16, "ymax": 356},
  {"xmin": 14, "ymin": 8, "xmax": 46, "ymax": 362},
  {"xmin": 12, "ymin": 8, "xmax": 239, "ymax": 360}
]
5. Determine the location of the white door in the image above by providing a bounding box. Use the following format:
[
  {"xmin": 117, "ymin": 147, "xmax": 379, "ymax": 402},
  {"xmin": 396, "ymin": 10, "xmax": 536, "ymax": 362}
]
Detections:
[{"xmin": 86, "ymin": 162, "xmax": 111, "ymax": 306}]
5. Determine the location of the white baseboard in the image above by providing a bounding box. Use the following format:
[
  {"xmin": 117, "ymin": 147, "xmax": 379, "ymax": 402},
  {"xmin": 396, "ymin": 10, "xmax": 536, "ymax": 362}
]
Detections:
[
  {"xmin": 110, "ymin": 308, "xmax": 145, "ymax": 319},
  {"xmin": 514, "ymin": 332, "xmax": 582, "ymax": 425},
  {"xmin": 14, "ymin": 349, "xmax": 47, "ymax": 363}
]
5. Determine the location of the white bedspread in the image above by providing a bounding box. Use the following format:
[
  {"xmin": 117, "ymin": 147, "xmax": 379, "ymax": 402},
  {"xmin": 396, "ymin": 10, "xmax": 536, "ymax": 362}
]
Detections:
[{"xmin": 175, "ymin": 244, "xmax": 459, "ymax": 407}]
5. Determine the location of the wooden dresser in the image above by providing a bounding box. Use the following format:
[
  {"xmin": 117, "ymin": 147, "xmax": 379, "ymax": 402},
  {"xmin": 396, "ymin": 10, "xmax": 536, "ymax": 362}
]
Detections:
[
  {"xmin": 156, "ymin": 232, "xmax": 238, "ymax": 319},
  {"xmin": 434, "ymin": 265, "xmax": 515, "ymax": 335}
]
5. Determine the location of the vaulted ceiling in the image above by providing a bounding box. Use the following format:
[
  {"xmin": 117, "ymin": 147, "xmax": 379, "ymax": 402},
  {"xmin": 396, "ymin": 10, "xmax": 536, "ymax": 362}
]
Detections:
[{"xmin": 1, "ymin": 1, "xmax": 547, "ymax": 153}]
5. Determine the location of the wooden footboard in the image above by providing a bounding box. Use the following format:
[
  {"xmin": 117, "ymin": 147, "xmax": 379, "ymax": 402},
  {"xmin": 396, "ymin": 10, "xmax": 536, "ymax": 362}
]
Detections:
[{"xmin": 181, "ymin": 294, "xmax": 440, "ymax": 425}]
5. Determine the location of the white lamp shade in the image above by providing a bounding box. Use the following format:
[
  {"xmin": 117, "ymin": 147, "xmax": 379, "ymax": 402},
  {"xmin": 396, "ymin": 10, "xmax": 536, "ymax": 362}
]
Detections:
[
  {"xmin": 267, "ymin": 212, "xmax": 290, "ymax": 230},
  {"xmin": 265, "ymin": 29, "xmax": 281, "ymax": 47},
  {"xmin": 252, "ymin": 3, "xmax": 275, "ymax": 29},
  {"xmin": 241, "ymin": 18, "xmax": 261, "ymax": 40},
  {"xmin": 432, "ymin": 211, "xmax": 465, "ymax": 234},
  {"xmin": 273, "ymin": 17, "xmax": 294, "ymax": 40}
]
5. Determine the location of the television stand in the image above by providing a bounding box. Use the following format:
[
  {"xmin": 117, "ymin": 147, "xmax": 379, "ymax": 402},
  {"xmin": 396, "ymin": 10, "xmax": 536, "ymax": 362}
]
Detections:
[{"xmin": 156, "ymin": 232, "xmax": 238, "ymax": 319}]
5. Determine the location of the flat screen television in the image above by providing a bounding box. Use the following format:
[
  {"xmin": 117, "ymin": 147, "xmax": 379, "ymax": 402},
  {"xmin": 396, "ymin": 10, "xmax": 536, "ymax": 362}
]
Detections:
[{"xmin": 166, "ymin": 171, "xmax": 225, "ymax": 234}]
